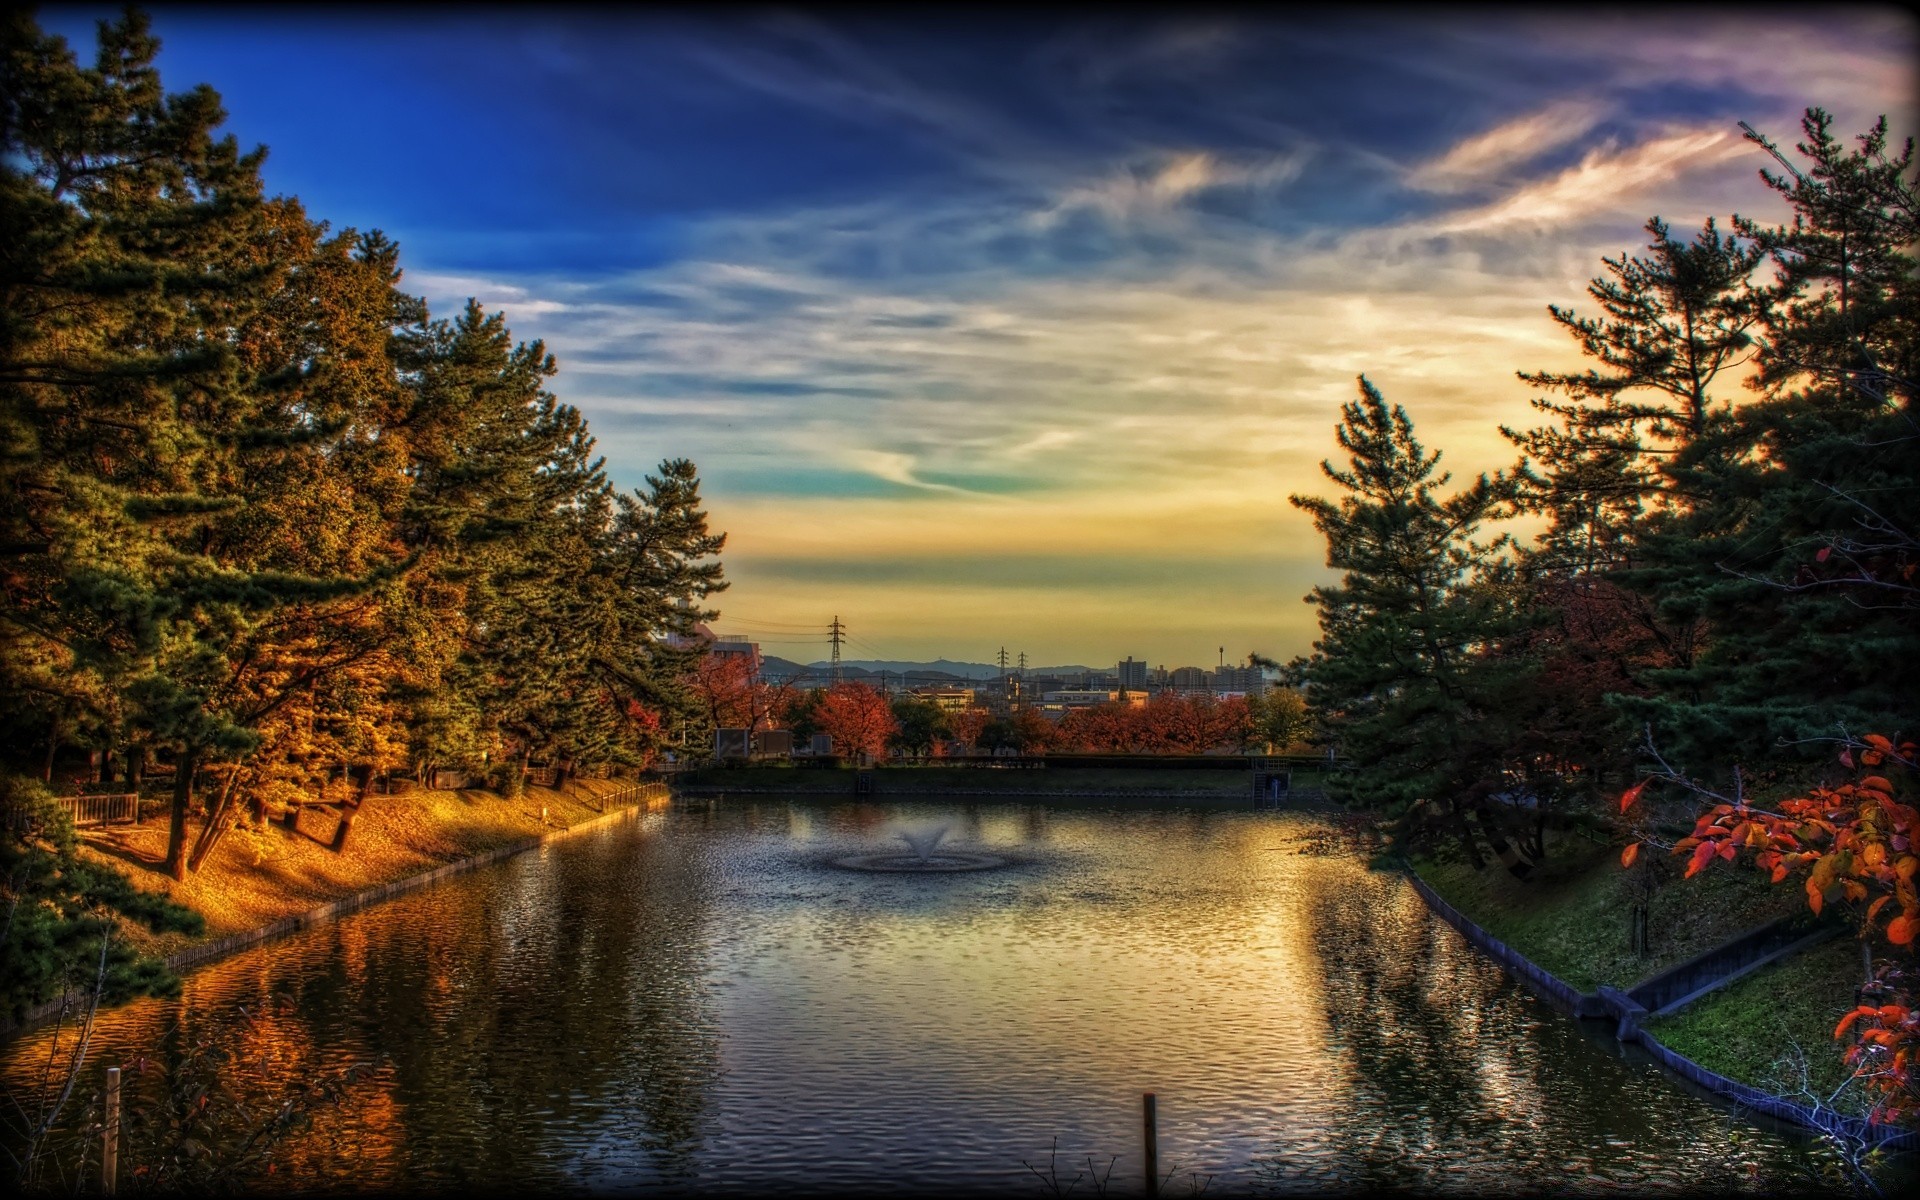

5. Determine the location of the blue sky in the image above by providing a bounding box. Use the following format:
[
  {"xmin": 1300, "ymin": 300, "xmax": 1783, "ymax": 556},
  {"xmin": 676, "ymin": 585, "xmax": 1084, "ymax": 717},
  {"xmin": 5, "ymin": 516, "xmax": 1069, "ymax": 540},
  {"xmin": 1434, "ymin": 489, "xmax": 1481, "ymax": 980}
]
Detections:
[{"xmin": 40, "ymin": 5, "xmax": 1920, "ymax": 667}]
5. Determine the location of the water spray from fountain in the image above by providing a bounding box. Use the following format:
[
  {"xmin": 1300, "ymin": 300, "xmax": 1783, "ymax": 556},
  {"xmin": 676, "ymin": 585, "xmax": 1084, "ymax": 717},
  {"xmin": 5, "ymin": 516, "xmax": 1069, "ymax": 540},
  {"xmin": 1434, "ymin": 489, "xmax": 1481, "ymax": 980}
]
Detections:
[
  {"xmin": 833, "ymin": 822, "xmax": 1004, "ymax": 873},
  {"xmin": 898, "ymin": 825, "xmax": 949, "ymax": 864}
]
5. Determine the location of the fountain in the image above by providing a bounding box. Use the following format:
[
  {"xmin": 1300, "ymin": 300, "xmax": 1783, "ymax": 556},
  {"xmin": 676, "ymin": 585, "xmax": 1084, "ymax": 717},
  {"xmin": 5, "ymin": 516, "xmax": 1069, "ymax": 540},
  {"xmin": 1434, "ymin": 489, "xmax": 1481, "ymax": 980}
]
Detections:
[{"xmin": 833, "ymin": 823, "xmax": 1007, "ymax": 872}]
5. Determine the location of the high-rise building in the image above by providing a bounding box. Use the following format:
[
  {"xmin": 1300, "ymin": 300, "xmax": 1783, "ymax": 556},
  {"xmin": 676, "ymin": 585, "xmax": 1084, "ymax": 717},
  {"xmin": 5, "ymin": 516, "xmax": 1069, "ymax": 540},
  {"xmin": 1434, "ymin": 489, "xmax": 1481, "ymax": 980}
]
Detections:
[
  {"xmin": 1211, "ymin": 664, "xmax": 1268, "ymax": 694},
  {"xmin": 1169, "ymin": 666, "xmax": 1209, "ymax": 690},
  {"xmin": 1117, "ymin": 656, "xmax": 1148, "ymax": 689}
]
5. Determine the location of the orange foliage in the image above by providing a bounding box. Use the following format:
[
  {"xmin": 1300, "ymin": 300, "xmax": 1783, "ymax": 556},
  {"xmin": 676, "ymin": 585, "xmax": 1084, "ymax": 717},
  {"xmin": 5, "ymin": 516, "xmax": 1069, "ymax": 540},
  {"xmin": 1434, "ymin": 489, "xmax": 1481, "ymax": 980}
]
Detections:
[
  {"xmin": 1054, "ymin": 693, "xmax": 1252, "ymax": 754},
  {"xmin": 1622, "ymin": 734, "xmax": 1920, "ymax": 1125},
  {"xmin": 816, "ymin": 682, "xmax": 898, "ymax": 761},
  {"xmin": 948, "ymin": 707, "xmax": 991, "ymax": 751}
]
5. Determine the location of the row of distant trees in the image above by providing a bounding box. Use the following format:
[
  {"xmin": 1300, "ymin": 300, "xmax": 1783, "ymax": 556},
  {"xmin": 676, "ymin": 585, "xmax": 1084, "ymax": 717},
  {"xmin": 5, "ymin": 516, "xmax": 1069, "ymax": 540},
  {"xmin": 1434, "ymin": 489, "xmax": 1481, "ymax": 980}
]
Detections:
[
  {"xmin": 0, "ymin": 9, "xmax": 727, "ymax": 892},
  {"xmin": 688, "ymin": 659, "xmax": 1315, "ymax": 759}
]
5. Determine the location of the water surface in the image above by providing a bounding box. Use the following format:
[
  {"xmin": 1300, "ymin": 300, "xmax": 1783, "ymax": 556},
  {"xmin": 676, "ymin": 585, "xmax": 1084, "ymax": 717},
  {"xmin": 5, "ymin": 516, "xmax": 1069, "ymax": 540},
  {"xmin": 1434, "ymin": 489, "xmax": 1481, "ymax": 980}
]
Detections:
[{"xmin": 1, "ymin": 801, "xmax": 1863, "ymax": 1193}]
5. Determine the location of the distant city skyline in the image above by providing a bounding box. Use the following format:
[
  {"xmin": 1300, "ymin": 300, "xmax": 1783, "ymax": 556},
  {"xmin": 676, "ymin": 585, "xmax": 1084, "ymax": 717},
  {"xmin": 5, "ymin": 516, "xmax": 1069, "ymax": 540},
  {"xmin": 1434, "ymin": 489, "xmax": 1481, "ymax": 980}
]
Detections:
[{"xmin": 42, "ymin": 6, "xmax": 1916, "ymax": 665}]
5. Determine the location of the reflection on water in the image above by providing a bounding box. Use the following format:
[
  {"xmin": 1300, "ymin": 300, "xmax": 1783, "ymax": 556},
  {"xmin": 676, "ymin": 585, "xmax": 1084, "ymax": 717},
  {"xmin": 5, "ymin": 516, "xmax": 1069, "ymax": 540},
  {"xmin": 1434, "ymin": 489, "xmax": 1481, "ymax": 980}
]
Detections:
[{"xmin": 0, "ymin": 802, "xmax": 1867, "ymax": 1193}]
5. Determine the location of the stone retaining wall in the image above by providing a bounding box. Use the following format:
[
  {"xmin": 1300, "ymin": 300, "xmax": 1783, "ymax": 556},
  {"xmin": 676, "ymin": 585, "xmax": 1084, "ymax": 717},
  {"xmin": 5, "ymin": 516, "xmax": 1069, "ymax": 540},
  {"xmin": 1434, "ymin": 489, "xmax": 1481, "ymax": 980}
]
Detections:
[{"xmin": 1406, "ymin": 873, "xmax": 1915, "ymax": 1151}]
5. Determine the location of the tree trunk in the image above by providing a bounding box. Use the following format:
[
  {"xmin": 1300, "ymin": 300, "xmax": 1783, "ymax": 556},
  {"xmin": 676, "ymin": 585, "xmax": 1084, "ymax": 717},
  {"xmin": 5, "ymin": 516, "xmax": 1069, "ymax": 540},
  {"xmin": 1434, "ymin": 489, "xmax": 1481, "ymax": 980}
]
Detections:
[
  {"xmin": 187, "ymin": 769, "xmax": 243, "ymax": 874},
  {"xmin": 165, "ymin": 749, "xmax": 198, "ymax": 882},
  {"xmin": 127, "ymin": 745, "xmax": 145, "ymax": 792},
  {"xmin": 42, "ymin": 725, "xmax": 57, "ymax": 784},
  {"xmin": 1470, "ymin": 806, "xmax": 1533, "ymax": 880},
  {"xmin": 1449, "ymin": 800, "xmax": 1487, "ymax": 871},
  {"xmin": 328, "ymin": 768, "xmax": 374, "ymax": 853}
]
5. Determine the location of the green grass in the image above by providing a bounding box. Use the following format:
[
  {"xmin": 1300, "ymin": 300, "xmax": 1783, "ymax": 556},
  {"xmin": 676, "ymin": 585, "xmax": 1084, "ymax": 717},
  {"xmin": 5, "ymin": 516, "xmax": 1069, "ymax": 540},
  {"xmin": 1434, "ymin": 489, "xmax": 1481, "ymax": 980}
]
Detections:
[
  {"xmin": 1647, "ymin": 935, "xmax": 1869, "ymax": 1114},
  {"xmin": 1413, "ymin": 829, "xmax": 1799, "ymax": 992}
]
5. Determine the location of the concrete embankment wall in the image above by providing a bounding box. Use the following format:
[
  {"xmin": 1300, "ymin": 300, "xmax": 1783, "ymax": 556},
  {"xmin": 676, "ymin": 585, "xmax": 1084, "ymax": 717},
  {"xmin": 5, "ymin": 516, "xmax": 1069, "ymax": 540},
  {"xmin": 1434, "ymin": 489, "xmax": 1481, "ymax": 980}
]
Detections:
[{"xmin": 1406, "ymin": 873, "xmax": 1915, "ymax": 1151}]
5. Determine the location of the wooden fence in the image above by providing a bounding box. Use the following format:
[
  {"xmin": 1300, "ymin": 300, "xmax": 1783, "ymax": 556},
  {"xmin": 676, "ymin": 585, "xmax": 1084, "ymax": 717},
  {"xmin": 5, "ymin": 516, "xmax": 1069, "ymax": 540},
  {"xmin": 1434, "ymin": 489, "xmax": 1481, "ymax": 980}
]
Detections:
[{"xmin": 62, "ymin": 792, "xmax": 140, "ymax": 827}]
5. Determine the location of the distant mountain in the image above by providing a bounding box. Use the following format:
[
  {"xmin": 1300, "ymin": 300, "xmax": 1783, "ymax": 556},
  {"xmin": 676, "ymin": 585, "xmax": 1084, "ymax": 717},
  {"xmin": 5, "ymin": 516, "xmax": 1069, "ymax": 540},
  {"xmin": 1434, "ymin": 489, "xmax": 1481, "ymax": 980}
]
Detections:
[
  {"xmin": 755, "ymin": 656, "xmax": 1110, "ymax": 683},
  {"xmin": 816, "ymin": 659, "xmax": 1005, "ymax": 680}
]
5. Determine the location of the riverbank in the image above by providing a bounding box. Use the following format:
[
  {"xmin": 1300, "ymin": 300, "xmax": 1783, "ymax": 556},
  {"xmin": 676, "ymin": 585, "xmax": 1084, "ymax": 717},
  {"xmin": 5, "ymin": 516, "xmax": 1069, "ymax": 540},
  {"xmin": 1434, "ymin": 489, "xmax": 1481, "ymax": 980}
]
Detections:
[
  {"xmin": 676, "ymin": 764, "xmax": 1326, "ymax": 800},
  {"xmin": 1411, "ymin": 830, "xmax": 1869, "ymax": 1117},
  {"xmin": 73, "ymin": 778, "xmax": 664, "ymax": 965}
]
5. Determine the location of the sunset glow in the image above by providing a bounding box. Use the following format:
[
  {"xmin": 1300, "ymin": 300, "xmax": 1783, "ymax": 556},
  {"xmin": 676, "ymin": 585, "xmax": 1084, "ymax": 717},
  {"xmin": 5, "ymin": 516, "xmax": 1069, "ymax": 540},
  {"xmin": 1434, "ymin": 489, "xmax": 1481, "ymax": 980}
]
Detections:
[{"xmin": 40, "ymin": 5, "xmax": 1918, "ymax": 665}]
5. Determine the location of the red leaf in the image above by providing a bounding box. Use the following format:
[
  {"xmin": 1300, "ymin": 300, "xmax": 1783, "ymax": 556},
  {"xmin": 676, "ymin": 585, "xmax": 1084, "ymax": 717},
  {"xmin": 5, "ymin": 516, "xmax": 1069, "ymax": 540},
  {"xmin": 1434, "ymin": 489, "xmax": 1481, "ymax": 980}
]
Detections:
[
  {"xmin": 1889, "ymin": 914, "xmax": 1918, "ymax": 946},
  {"xmin": 1817, "ymin": 547, "xmax": 1832, "ymax": 562},
  {"xmin": 1686, "ymin": 840, "xmax": 1716, "ymax": 879},
  {"xmin": 1840, "ymin": 748, "xmax": 1856, "ymax": 768},
  {"xmin": 1620, "ymin": 781, "xmax": 1647, "ymax": 813},
  {"xmin": 1866, "ymin": 734, "xmax": 1894, "ymax": 752},
  {"xmin": 1620, "ymin": 843, "xmax": 1640, "ymax": 868}
]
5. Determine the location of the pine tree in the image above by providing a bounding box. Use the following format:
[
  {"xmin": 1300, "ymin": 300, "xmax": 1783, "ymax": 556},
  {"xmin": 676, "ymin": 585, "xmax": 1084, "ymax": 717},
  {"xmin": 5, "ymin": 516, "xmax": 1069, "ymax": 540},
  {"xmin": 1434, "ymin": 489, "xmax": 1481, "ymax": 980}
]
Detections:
[
  {"xmin": 1504, "ymin": 217, "xmax": 1762, "ymax": 576},
  {"xmin": 1290, "ymin": 379, "xmax": 1522, "ymax": 862},
  {"xmin": 1619, "ymin": 110, "xmax": 1919, "ymax": 770}
]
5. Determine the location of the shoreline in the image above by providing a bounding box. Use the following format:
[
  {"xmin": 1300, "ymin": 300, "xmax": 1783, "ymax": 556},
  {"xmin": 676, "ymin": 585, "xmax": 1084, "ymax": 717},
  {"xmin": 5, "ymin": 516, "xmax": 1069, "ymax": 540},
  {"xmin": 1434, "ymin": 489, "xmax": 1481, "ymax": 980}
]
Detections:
[
  {"xmin": 1405, "ymin": 870, "xmax": 1916, "ymax": 1151},
  {"xmin": 3, "ymin": 781, "xmax": 669, "ymax": 1038}
]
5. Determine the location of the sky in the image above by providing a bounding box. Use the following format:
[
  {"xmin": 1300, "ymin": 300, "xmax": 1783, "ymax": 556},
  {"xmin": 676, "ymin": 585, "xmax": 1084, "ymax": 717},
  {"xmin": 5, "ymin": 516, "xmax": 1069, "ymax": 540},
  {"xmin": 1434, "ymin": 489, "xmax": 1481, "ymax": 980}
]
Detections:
[{"xmin": 41, "ymin": 5, "xmax": 1920, "ymax": 669}]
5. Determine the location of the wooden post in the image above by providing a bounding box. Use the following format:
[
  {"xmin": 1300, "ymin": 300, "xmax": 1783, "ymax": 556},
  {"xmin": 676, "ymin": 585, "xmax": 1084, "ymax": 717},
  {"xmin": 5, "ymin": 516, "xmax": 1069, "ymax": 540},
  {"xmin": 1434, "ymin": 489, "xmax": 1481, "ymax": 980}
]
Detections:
[
  {"xmin": 102, "ymin": 1065, "xmax": 120, "ymax": 1195},
  {"xmin": 1143, "ymin": 1091, "xmax": 1158, "ymax": 1197}
]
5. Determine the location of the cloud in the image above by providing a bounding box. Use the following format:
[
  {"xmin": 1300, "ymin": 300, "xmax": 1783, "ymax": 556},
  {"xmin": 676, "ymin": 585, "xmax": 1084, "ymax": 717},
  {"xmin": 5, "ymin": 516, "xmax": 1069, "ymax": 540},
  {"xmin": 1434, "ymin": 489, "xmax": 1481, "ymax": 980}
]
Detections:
[
  {"xmin": 1407, "ymin": 98, "xmax": 1611, "ymax": 193},
  {"xmin": 1426, "ymin": 125, "xmax": 1750, "ymax": 234},
  {"xmin": 377, "ymin": 10, "xmax": 1914, "ymax": 663},
  {"xmin": 1006, "ymin": 429, "xmax": 1081, "ymax": 459},
  {"xmin": 840, "ymin": 449, "xmax": 1000, "ymax": 498}
]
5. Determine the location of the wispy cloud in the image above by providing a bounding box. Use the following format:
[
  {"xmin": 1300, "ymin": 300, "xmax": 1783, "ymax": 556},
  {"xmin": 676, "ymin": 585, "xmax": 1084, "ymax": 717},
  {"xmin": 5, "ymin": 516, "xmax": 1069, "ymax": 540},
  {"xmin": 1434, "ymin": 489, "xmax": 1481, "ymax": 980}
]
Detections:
[
  {"xmin": 1407, "ymin": 98, "xmax": 1611, "ymax": 193},
  {"xmin": 385, "ymin": 9, "xmax": 1915, "ymax": 662},
  {"xmin": 1426, "ymin": 126, "xmax": 1749, "ymax": 234}
]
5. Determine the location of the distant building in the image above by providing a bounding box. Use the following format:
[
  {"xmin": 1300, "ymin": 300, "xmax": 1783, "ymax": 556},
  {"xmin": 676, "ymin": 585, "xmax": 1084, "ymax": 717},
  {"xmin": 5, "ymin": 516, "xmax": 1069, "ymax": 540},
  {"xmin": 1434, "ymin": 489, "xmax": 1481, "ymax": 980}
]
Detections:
[
  {"xmin": 909, "ymin": 688, "xmax": 976, "ymax": 713},
  {"xmin": 1211, "ymin": 664, "xmax": 1267, "ymax": 694},
  {"xmin": 1117, "ymin": 657, "xmax": 1149, "ymax": 689},
  {"xmin": 711, "ymin": 636, "xmax": 761, "ymax": 673},
  {"xmin": 1043, "ymin": 690, "xmax": 1118, "ymax": 708},
  {"xmin": 1170, "ymin": 666, "xmax": 1210, "ymax": 690},
  {"xmin": 663, "ymin": 614, "xmax": 762, "ymax": 675}
]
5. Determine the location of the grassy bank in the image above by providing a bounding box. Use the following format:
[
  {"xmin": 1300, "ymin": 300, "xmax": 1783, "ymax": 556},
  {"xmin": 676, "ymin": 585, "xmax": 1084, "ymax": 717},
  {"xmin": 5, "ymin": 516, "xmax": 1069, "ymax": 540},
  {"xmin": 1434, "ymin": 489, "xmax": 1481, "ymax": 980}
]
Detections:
[
  {"xmin": 1646, "ymin": 936, "xmax": 1868, "ymax": 1114},
  {"xmin": 1412, "ymin": 829, "xmax": 1868, "ymax": 1105},
  {"xmin": 677, "ymin": 764, "xmax": 1318, "ymax": 796},
  {"xmin": 78, "ymin": 778, "xmax": 658, "ymax": 961},
  {"xmin": 1412, "ymin": 829, "xmax": 1797, "ymax": 992}
]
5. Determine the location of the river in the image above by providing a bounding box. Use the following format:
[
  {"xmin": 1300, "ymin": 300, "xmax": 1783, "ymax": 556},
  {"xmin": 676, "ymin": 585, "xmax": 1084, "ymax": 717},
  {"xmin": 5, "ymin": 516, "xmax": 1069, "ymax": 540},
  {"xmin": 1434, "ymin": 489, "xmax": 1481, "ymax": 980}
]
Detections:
[{"xmin": 1, "ymin": 800, "xmax": 1865, "ymax": 1193}]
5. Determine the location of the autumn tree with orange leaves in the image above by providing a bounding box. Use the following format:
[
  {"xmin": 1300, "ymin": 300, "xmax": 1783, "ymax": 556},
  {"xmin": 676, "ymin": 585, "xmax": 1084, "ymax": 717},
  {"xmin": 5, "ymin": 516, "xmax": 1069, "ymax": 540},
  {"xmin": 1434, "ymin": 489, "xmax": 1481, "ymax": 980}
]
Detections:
[
  {"xmin": 1620, "ymin": 732, "xmax": 1918, "ymax": 1125},
  {"xmin": 815, "ymin": 682, "xmax": 898, "ymax": 762}
]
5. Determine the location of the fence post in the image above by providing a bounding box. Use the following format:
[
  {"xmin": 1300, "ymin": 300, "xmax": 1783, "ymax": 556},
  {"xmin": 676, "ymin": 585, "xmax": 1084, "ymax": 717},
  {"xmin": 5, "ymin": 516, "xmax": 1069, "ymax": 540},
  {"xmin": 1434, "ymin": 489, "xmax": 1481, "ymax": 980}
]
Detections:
[
  {"xmin": 1143, "ymin": 1091, "xmax": 1158, "ymax": 1197},
  {"xmin": 102, "ymin": 1065, "xmax": 120, "ymax": 1195}
]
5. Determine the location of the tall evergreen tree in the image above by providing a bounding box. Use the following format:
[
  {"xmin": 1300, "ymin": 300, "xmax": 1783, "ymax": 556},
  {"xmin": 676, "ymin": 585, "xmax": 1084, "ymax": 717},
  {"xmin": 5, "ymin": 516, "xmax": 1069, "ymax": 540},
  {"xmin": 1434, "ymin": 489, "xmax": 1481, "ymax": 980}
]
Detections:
[
  {"xmin": 1618, "ymin": 110, "xmax": 1918, "ymax": 770},
  {"xmin": 1291, "ymin": 379, "xmax": 1524, "ymax": 864}
]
